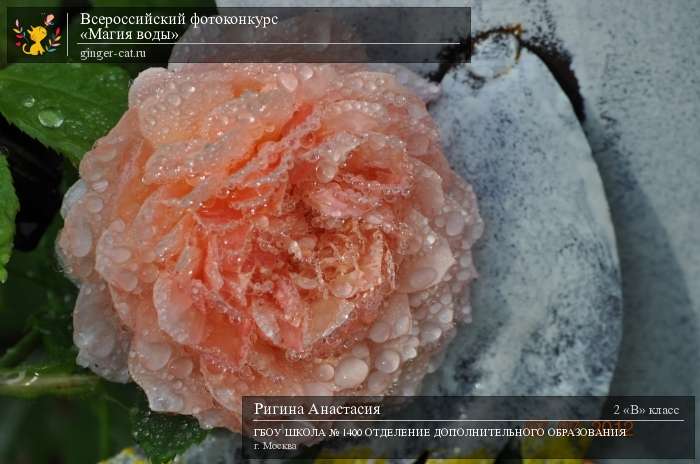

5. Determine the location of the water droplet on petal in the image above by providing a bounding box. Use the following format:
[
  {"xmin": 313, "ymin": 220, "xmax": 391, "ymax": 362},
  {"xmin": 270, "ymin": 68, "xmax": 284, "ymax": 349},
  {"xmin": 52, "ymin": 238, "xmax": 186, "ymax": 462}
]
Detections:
[
  {"xmin": 70, "ymin": 221, "xmax": 93, "ymax": 258},
  {"xmin": 409, "ymin": 267, "xmax": 438, "ymax": 290},
  {"xmin": 22, "ymin": 96, "xmax": 35, "ymax": 108},
  {"xmin": 298, "ymin": 65, "xmax": 314, "ymax": 80},
  {"xmin": 86, "ymin": 196, "xmax": 104, "ymax": 213},
  {"xmin": 367, "ymin": 371, "xmax": 390, "ymax": 394},
  {"xmin": 278, "ymin": 72, "xmax": 298, "ymax": 92},
  {"xmin": 139, "ymin": 340, "xmax": 172, "ymax": 371},
  {"xmin": 445, "ymin": 211, "xmax": 466, "ymax": 236},
  {"xmin": 315, "ymin": 363, "xmax": 335, "ymax": 381},
  {"xmin": 438, "ymin": 308, "xmax": 454, "ymax": 324},
  {"xmin": 369, "ymin": 321, "xmax": 390, "ymax": 343},
  {"xmin": 375, "ymin": 349, "xmax": 400, "ymax": 373},
  {"xmin": 331, "ymin": 280, "xmax": 354, "ymax": 299},
  {"xmin": 420, "ymin": 323, "xmax": 442, "ymax": 344},
  {"xmin": 92, "ymin": 180, "xmax": 109, "ymax": 192},
  {"xmin": 351, "ymin": 343, "xmax": 369, "ymax": 358},
  {"xmin": 111, "ymin": 247, "xmax": 132, "ymax": 264},
  {"xmin": 315, "ymin": 161, "xmax": 337, "ymax": 183},
  {"xmin": 334, "ymin": 357, "xmax": 368, "ymax": 389}
]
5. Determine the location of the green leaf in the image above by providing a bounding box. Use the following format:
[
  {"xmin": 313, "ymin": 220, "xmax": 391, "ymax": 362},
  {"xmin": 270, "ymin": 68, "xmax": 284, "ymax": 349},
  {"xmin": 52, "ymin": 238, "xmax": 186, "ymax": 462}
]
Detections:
[
  {"xmin": 0, "ymin": 156, "xmax": 19, "ymax": 283},
  {"xmin": 0, "ymin": 213, "xmax": 77, "ymax": 348},
  {"xmin": 131, "ymin": 396, "xmax": 208, "ymax": 464},
  {"xmin": 0, "ymin": 63, "xmax": 130, "ymax": 166}
]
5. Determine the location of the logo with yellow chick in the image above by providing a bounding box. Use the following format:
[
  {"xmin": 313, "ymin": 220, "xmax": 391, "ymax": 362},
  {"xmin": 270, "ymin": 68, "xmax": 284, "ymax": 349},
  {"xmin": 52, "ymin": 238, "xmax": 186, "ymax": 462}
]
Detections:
[{"xmin": 12, "ymin": 13, "xmax": 61, "ymax": 56}]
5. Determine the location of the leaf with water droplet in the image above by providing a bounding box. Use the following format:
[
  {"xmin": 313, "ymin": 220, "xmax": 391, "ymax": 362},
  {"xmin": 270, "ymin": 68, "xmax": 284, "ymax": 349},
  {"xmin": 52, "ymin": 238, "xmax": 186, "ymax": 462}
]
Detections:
[
  {"xmin": 130, "ymin": 390, "xmax": 208, "ymax": 464},
  {"xmin": 0, "ymin": 64, "xmax": 129, "ymax": 166},
  {"xmin": 21, "ymin": 96, "xmax": 35, "ymax": 108},
  {"xmin": 0, "ymin": 155, "xmax": 19, "ymax": 284},
  {"xmin": 37, "ymin": 108, "xmax": 64, "ymax": 128}
]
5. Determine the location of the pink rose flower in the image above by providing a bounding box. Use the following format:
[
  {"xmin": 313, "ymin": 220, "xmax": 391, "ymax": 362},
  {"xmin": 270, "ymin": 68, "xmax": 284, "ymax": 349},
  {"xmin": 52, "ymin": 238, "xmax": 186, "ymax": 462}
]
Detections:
[{"xmin": 58, "ymin": 63, "xmax": 482, "ymax": 431}]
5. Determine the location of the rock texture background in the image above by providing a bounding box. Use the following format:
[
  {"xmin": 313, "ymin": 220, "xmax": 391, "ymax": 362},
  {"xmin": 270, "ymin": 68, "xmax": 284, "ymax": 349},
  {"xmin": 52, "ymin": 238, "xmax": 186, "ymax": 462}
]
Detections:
[
  {"xmin": 427, "ymin": 37, "xmax": 622, "ymax": 399},
  {"xmin": 460, "ymin": 3, "xmax": 700, "ymax": 461}
]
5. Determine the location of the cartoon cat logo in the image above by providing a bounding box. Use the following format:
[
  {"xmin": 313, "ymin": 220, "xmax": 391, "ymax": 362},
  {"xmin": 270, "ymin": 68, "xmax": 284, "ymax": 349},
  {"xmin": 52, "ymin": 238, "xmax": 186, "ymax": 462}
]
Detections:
[{"xmin": 12, "ymin": 14, "xmax": 61, "ymax": 56}]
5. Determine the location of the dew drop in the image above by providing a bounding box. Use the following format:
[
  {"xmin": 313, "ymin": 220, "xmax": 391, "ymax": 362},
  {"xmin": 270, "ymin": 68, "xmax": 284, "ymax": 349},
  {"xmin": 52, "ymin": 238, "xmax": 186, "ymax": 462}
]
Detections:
[
  {"xmin": 139, "ymin": 340, "xmax": 172, "ymax": 371},
  {"xmin": 331, "ymin": 280, "xmax": 354, "ymax": 299},
  {"xmin": 375, "ymin": 349, "xmax": 400, "ymax": 373},
  {"xmin": 115, "ymin": 270, "xmax": 139, "ymax": 292},
  {"xmin": 71, "ymin": 222, "xmax": 93, "ymax": 258},
  {"xmin": 287, "ymin": 240, "xmax": 302, "ymax": 260},
  {"xmin": 369, "ymin": 321, "xmax": 390, "ymax": 343},
  {"xmin": 440, "ymin": 293, "xmax": 452, "ymax": 305},
  {"xmin": 278, "ymin": 72, "xmax": 298, "ymax": 92},
  {"xmin": 92, "ymin": 180, "xmax": 109, "ymax": 192},
  {"xmin": 22, "ymin": 96, "xmax": 35, "ymax": 108},
  {"xmin": 438, "ymin": 308, "xmax": 454, "ymax": 324},
  {"xmin": 334, "ymin": 357, "xmax": 368, "ymax": 389},
  {"xmin": 402, "ymin": 346, "xmax": 418, "ymax": 361},
  {"xmin": 86, "ymin": 197, "xmax": 104, "ymax": 213},
  {"xmin": 298, "ymin": 65, "xmax": 314, "ymax": 81},
  {"xmin": 315, "ymin": 363, "xmax": 335, "ymax": 381},
  {"xmin": 351, "ymin": 343, "xmax": 369, "ymax": 358},
  {"xmin": 151, "ymin": 390, "xmax": 184, "ymax": 411},
  {"xmin": 420, "ymin": 323, "xmax": 442, "ymax": 344},
  {"xmin": 38, "ymin": 108, "xmax": 64, "ymax": 128},
  {"xmin": 445, "ymin": 211, "xmax": 466, "ymax": 236},
  {"xmin": 315, "ymin": 161, "xmax": 337, "ymax": 183},
  {"xmin": 100, "ymin": 147, "xmax": 118, "ymax": 162},
  {"xmin": 111, "ymin": 247, "xmax": 132, "ymax": 264},
  {"xmin": 393, "ymin": 315, "xmax": 411, "ymax": 337},
  {"xmin": 367, "ymin": 371, "xmax": 390, "ymax": 394},
  {"xmin": 409, "ymin": 267, "xmax": 438, "ymax": 290}
]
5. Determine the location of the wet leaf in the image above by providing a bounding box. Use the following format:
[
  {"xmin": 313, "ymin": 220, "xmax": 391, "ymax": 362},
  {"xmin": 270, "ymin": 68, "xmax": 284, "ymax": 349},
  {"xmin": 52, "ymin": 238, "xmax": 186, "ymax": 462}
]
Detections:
[
  {"xmin": 0, "ymin": 214, "xmax": 77, "ymax": 347},
  {"xmin": 0, "ymin": 63, "xmax": 129, "ymax": 166},
  {"xmin": 0, "ymin": 155, "xmax": 19, "ymax": 283},
  {"xmin": 131, "ymin": 392, "xmax": 208, "ymax": 464}
]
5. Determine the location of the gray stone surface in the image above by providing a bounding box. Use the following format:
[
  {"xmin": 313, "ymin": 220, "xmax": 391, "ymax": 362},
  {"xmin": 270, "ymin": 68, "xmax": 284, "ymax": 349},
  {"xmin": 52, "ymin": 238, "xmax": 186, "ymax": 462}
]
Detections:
[
  {"xmin": 462, "ymin": 2, "xmax": 700, "ymax": 460},
  {"xmin": 427, "ymin": 37, "xmax": 622, "ymax": 399}
]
